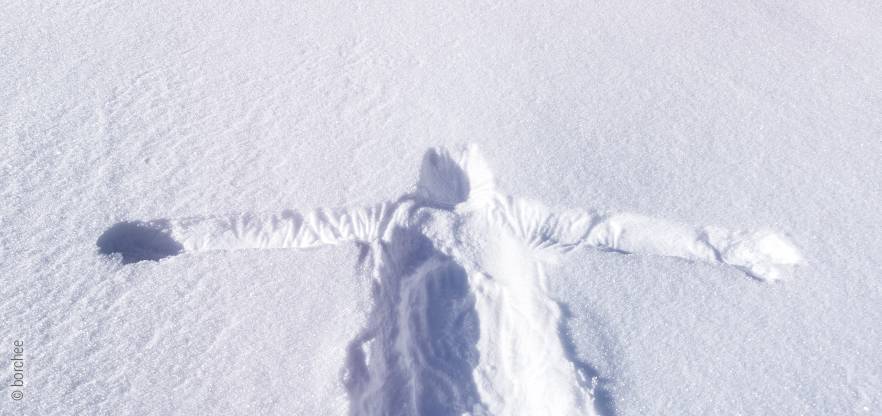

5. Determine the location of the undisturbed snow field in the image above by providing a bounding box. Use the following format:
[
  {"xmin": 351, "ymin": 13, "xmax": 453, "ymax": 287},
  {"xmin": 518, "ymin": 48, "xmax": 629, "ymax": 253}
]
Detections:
[{"xmin": 2, "ymin": 1, "xmax": 881, "ymax": 415}]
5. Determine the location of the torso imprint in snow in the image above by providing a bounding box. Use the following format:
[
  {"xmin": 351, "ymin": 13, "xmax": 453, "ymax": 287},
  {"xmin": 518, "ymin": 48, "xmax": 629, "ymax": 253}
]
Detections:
[{"xmin": 99, "ymin": 145, "xmax": 804, "ymax": 416}]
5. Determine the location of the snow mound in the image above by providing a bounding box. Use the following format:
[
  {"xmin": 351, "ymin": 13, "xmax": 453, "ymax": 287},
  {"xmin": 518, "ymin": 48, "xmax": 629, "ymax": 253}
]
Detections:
[{"xmin": 417, "ymin": 144, "xmax": 496, "ymax": 209}]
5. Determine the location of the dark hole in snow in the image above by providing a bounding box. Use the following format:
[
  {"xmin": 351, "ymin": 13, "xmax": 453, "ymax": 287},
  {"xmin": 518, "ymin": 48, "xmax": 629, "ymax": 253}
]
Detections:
[{"xmin": 97, "ymin": 221, "xmax": 183, "ymax": 264}]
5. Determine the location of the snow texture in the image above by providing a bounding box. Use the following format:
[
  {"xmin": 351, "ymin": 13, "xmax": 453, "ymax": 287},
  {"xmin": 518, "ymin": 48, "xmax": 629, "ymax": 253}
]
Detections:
[
  {"xmin": 2, "ymin": 1, "xmax": 881, "ymax": 415},
  {"xmin": 99, "ymin": 146, "xmax": 802, "ymax": 414}
]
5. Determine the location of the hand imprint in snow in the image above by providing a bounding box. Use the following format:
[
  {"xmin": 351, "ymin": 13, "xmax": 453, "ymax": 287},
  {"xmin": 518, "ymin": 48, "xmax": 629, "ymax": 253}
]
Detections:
[{"xmin": 98, "ymin": 145, "xmax": 804, "ymax": 416}]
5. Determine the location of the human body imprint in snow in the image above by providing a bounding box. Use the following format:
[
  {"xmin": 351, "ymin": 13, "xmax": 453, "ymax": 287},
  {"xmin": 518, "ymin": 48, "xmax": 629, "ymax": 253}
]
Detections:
[{"xmin": 99, "ymin": 146, "xmax": 803, "ymax": 416}]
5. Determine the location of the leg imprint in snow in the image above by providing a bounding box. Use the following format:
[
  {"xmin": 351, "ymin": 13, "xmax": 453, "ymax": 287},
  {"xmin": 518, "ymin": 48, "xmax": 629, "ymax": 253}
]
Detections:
[{"xmin": 99, "ymin": 145, "xmax": 804, "ymax": 415}]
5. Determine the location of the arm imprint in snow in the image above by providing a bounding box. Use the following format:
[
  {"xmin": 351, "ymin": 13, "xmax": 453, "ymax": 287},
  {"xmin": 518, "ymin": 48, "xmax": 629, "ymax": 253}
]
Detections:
[
  {"xmin": 489, "ymin": 196, "xmax": 803, "ymax": 281},
  {"xmin": 97, "ymin": 145, "xmax": 803, "ymax": 281},
  {"xmin": 97, "ymin": 204, "xmax": 398, "ymax": 264}
]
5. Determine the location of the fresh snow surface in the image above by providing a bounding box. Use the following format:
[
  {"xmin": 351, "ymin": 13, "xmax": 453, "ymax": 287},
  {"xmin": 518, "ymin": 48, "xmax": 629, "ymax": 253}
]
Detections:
[
  {"xmin": 97, "ymin": 145, "xmax": 804, "ymax": 415},
  {"xmin": 3, "ymin": 1, "xmax": 882, "ymax": 415}
]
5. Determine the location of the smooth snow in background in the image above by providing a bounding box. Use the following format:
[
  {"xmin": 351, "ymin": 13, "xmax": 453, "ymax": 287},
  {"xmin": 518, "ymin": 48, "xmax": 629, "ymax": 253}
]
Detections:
[{"xmin": 2, "ymin": 1, "xmax": 881, "ymax": 415}]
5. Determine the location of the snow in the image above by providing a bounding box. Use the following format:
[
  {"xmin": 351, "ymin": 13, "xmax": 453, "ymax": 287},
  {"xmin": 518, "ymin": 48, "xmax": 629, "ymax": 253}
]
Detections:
[{"xmin": 2, "ymin": 1, "xmax": 881, "ymax": 415}]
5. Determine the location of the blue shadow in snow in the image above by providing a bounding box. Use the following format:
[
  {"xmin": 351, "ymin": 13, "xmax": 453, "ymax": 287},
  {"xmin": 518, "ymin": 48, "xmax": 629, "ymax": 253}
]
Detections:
[
  {"xmin": 97, "ymin": 220, "xmax": 182, "ymax": 264},
  {"xmin": 557, "ymin": 302, "xmax": 618, "ymax": 416},
  {"xmin": 344, "ymin": 227, "xmax": 484, "ymax": 416}
]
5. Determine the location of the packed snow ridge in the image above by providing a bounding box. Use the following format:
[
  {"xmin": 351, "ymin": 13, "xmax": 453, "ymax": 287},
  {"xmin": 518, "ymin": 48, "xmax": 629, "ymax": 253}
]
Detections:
[{"xmin": 99, "ymin": 145, "xmax": 804, "ymax": 415}]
